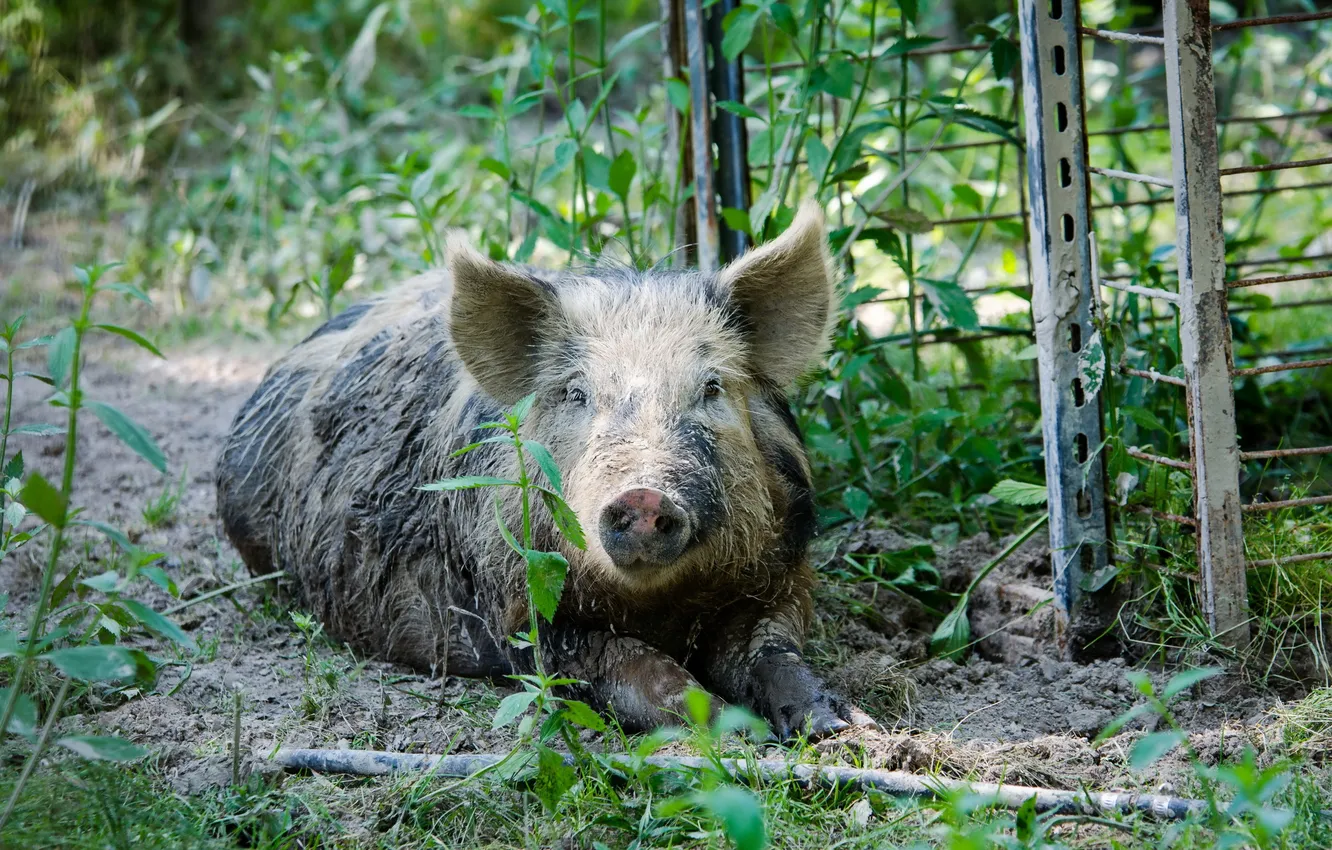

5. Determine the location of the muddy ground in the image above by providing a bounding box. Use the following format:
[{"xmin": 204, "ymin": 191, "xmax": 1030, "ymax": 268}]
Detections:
[{"xmin": 0, "ymin": 335, "xmax": 1307, "ymax": 802}]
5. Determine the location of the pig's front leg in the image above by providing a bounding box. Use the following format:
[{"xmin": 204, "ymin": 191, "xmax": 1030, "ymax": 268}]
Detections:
[
  {"xmin": 699, "ymin": 573, "xmax": 870, "ymax": 740},
  {"xmin": 534, "ymin": 624, "xmax": 705, "ymax": 732}
]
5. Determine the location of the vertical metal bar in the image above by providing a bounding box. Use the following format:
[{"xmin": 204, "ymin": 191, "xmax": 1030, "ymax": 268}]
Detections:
[
  {"xmin": 706, "ymin": 0, "xmax": 752, "ymax": 263},
  {"xmin": 1163, "ymin": 0, "xmax": 1249, "ymax": 647},
  {"xmin": 683, "ymin": 0, "xmax": 720, "ymax": 272},
  {"xmin": 659, "ymin": 0, "xmax": 691, "ymax": 266},
  {"xmin": 1017, "ymin": 0, "xmax": 1114, "ymax": 658}
]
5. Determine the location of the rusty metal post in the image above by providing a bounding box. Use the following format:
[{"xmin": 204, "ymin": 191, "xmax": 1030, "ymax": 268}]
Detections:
[
  {"xmin": 1017, "ymin": 0, "xmax": 1114, "ymax": 658},
  {"xmin": 683, "ymin": 0, "xmax": 720, "ymax": 271},
  {"xmin": 1163, "ymin": 0, "xmax": 1249, "ymax": 646}
]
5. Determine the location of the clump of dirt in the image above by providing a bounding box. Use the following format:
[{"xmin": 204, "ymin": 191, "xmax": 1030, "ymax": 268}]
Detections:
[{"xmin": 0, "ymin": 342, "xmax": 1311, "ymax": 797}]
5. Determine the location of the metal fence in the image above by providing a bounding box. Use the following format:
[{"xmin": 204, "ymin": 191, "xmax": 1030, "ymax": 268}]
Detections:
[{"xmin": 661, "ymin": 0, "xmax": 1332, "ymax": 659}]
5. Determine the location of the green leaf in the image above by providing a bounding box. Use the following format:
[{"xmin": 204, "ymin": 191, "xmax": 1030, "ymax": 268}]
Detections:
[
  {"xmin": 990, "ymin": 38, "xmax": 1019, "ymax": 80},
  {"xmin": 694, "ymin": 786, "xmax": 767, "ymax": 850},
  {"xmin": 80, "ymin": 570, "xmax": 122, "ymax": 593},
  {"xmin": 716, "ymin": 100, "xmax": 761, "ymax": 121},
  {"xmin": 526, "ymin": 550, "xmax": 569, "ymax": 623},
  {"xmin": 538, "ymin": 138, "xmax": 578, "ymax": 188},
  {"xmin": 75, "ymin": 519, "xmax": 134, "ymax": 552},
  {"xmin": 141, "ymin": 566, "xmax": 179, "ymax": 597},
  {"xmin": 917, "ymin": 278, "xmax": 979, "ymax": 330},
  {"xmin": 899, "ymin": 0, "xmax": 919, "ymax": 25},
  {"xmin": 0, "ymin": 687, "xmax": 37, "ymax": 738},
  {"xmin": 9, "ymin": 423, "xmax": 64, "ymax": 437},
  {"xmin": 510, "ymin": 393, "xmax": 536, "ymax": 423},
  {"xmin": 989, "ymin": 479, "xmax": 1049, "ymax": 506},
  {"xmin": 561, "ymin": 699, "xmax": 607, "ymax": 732},
  {"xmin": 1129, "ymin": 730, "xmax": 1185, "ymax": 770},
  {"xmin": 1125, "ymin": 406, "xmax": 1168, "ymax": 433},
  {"xmin": 608, "ymin": 149, "xmax": 636, "ymax": 200},
  {"xmin": 884, "ymin": 36, "xmax": 942, "ymax": 55},
  {"xmin": 929, "ymin": 601, "xmax": 971, "ymax": 661},
  {"xmin": 608, "ymin": 21, "xmax": 659, "ymax": 59},
  {"xmin": 804, "ymin": 136, "xmax": 830, "ymax": 183},
  {"xmin": 1015, "ymin": 794, "xmax": 1038, "ymax": 843},
  {"xmin": 48, "ymin": 327, "xmax": 75, "ymax": 389},
  {"xmin": 1162, "ymin": 667, "xmax": 1224, "ymax": 702},
  {"xmin": 522, "ymin": 441, "xmax": 564, "ymax": 496},
  {"xmin": 419, "ymin": 475, "xmax": 515, "ymax": 491},
  {"xmin": 86, "ymin": 401, "xmax": 167, "ymax": 474},
  {"xmin": 842, "ymin": 487, "xmax": 870, "ymax": 521},
  {"xmin": 810, "ymin": 56, "xmax": 854, "ymax": 99},
  {"xmin": 122, "ymin": 599, "xmax": 198, "ymax": 653},
  {"xmin": 55, "ymin": 735, "xmax": 149, "ymax": 762},
  {"xmin": 721, "ymin": 6, "xmax": 760, "ymax": 61},
  {"xmin": 41, "ymin": 645, "xmax": 144, "ymax": 681},
  {"xmin": 665, "ymin": 78, "xmax": 691, "ymax": 115},
  {"xmin": 540, "ymin": 489, "xmax": 586, "ymax": 550},
  {"xmin": 20, "ymin": 472, "xmax": 67, "ymax": 528},
  {"xmin": 492, "ymin": 690, "xmax": 536, "ymax": 728},
  {"xmin": 3, "ymin": 450, "xmax": 22, "ymax": 481},
  {"xmin": 93, "ymin": 325, "xmax": 164, "ymax": 359},
  {"xmin": 721, "ymin": 207, "xmax": 752, "ymax": 236},
  {"xmin": 457, "ymin": 104, "xmax": 495, "ymax": 119},
  {"xmin": 952, "ymin": 184, "xmax": 985, "ymax": 212},
  {"xmin": 534, "ymin": 744, "xmax": 577, "ymax": 812},
  {"xmin": 873, "ymin": 207, "xmax": 933, "ymax": 234},
  {"xmin": 103, "ymin": 283, "xmax": 153, "ymax": 304},
  {"xmin": 770, "ymin": 3, "xmax": 797, "ymax": 36}
]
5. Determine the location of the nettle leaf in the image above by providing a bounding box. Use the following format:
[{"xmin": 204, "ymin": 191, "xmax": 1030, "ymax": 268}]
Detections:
[
  {"xmin": 990, "ymin": 38, "xmax": 1019, "ymax": 80},
  {"xmin": 419, "ymin": 475, "xmax": 515, "ymax": 492},
  {"xmin": 666, "ymin": 78, "xmax": 691, "ymax": 115},
  {"xmin": 534, "ymin": 744, "xmax": 577, "ymax": 812},
  {"xmin": 917, "ymin": 278, "xmax": 980, "ymax": 330},
  {"xmin": 526, "ymin": 550, "xmax": 569, "ymax": 623},
  {"xmin": 93, "ymin": 324, "xmax": 164, "ymax": 359},
  {"xmin": 989, "ymin": 479, "xmax": 1049, "ymax": 506},
  {"xmin": 42, "ymin": 645, "xmax": 146, "ymax": 681},
  {"xmin": 0, "ymin": 687, "xmax": 37, "ymax": 738},
  {"xmin": 1078, "ymin": 329, "xmax": 1106, "ymax": 399},
  {"xmin": 540, "ymin": 489, "xmax": 586, "ymax": 550},
  {"xmin": 492, "ymin": 690, "xmax": 536, "ymax": 729},
  {"xmin": 48, "ymin": 327, "xmax": 75, "ymax": 389},
  {"xmin": 141, "ymin": 565, "xmax": 179, "ymax": 597},
  {"xmin": 1162, "ymin": 667, "xmax": 1224, "ymax": 702},
  {"xmin": 609, "ymin": 21, "xmax": 659, "ymax": 60},
  {"xmin": 811, "ymin": 55, "xmax": 855, "ymax": 99},
  {"xmin": 842, "ymin": 487, "xmax": 871, "ymax": 521},
  {"xmin": 86, "ymin": 401, "xmax": 167, "ymax": 474},
  {"xmin": 55, "ymin": 735, "xmax": 149, "ymax": 762},
  {"xmin": 608, "ymin": 149, "xmax": 636, "ymax": 200},
  {"xmin": 80, "ymin": 570, "xmax": 122, "ymax": 593},
  {"xmin": 561, "ymin": 699, "xmax": 607, "ymax": 732},
  {"xmin": 20, "ymin": 472, "xmax": 67, "ymax": 528},
  {"xmin": 1129, "ymin": 730, "xmax": 1185, "ymax": 770},
  {"xmin": 716, "ymin": 99, "xmax": 761, "ymax": 121},
  {"xmin": 75, "ymin": 520, "xmax": 134, "ymax": 552},
  {"xmin": 524, "ymin": 441, "xmax": 564, "ymax": 495},
  {"xmin": 873, "ymin": 207, "xmax": 933, "ymax": 234},
  {"xmin": 694, "ymin": 786, "xmax": 768, "ymax": 850},
  {"xmin": 721, "ymin": 5, "xmax": 760, "ymax": 61},
  {"xmin": 804, "ymin": 136, "xmax": 831, "ymax": 183},
  {"xmin": 3, "ymin": 450, "xmax": 22, "ymax": 481},
  {"xmin": 930, "ymin": 601, "xmax": 971, "ymax": 661},
  {"xmin": 122, "ymin": 599, "xmax": 198, "ymax": 653}
]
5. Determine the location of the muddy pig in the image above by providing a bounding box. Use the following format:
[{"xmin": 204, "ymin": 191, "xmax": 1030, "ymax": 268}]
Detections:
[{"xmin": 216, "ymin": 201, "xmax": 871, "ymax": 738}]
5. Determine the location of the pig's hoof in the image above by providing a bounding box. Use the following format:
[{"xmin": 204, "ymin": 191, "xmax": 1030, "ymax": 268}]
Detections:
[{"xmin": 751, "ymin": 653, "xmax": 873, "ymax": 741}]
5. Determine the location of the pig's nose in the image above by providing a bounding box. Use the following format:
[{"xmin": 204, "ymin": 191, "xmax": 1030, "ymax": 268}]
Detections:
[{"xmin": 599, "ymin": 487, "xmax": 690, "ymax": 568}]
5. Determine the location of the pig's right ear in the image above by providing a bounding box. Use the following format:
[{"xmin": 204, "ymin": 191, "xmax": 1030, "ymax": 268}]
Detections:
[{"xmin": 448, "ymin": 236, "xmax": 553, "ymax": 405}]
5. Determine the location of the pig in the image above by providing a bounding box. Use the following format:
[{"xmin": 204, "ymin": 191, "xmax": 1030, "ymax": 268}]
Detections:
[{"xmin": 216, "ymin": 201, "xmax": 869, "ymax": 739}]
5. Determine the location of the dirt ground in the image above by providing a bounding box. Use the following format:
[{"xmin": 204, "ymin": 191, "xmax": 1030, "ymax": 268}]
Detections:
[{"xmin": 0, "ymin": 336, "xmax": 1304, "ymax": 801}]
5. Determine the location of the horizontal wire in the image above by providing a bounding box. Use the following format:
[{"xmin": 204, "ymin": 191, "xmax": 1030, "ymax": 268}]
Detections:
[
  {"xmin": 1233, "ymin": 357, "xmax": 1332, "ymax": 378},
  {"xmin": 1089, "ymin": 166, "xmax": 1174, "ymax": 187},
  {"xmin": 1241, "ymin": 445, "xmax": 1332, "ymax": 461},
  {"xmin": 1242, "ymin": 494, "xmax": 1332, "ymax": 512},
  {"xmin": 1080, "ymin": 27, "xmax": 1166, "ymax": 45},
  {"xmin": 1228, "ymin": 268, "xmax": 1332, "ymax": 288},
  {"xmin": 1220, "ymin": 155, "xmax": 1332, "ymax": 177},
  {"xmin": 1246, "ymin": 551, "xmax": 1332, "ymax": 569},
  {"xmin": 1127, "ymin": 447, "xmax": 1193, "ymax": 471}
]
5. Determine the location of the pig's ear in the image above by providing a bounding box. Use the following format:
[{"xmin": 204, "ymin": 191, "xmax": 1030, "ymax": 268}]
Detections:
[
  {"xmin": 719, "ymin": 200, "xmax": 838, "ymax": 386},
  {"xmin": 448, "ymin": 235, "xmax": 554, "ymax": 404}
]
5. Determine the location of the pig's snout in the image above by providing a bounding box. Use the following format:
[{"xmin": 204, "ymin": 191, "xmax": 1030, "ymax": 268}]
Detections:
[{"xmin": 599, "ymin": 487, "xmax": 691, "ymax": 569}]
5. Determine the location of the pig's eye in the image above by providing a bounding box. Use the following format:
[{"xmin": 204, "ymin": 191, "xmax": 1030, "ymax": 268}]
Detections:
[
  {"xmin": 565, "ymin": 386, "xmax": 588, "ymax": 406},
  {"xmin": 702, "ymin": 377, "xmax": 724, "ymax": 399}
]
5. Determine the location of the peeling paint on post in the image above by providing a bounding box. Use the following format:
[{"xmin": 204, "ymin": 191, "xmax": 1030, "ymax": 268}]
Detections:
[
  {"xmin": 1163, "ymin": 0, "xmax": 1249, "ymax": 647},
  {"xmin": 1017, "ymin": 0, "xmax": 1115, "ymax": 658},
  {"xmin": 683, "ymin": 0, "xmax": 720, "ymax": 272}
]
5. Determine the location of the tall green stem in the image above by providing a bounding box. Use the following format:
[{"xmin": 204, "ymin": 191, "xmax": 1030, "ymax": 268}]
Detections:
[{"xmin": 0, "ymin": 284, "xmax": 91, "ymax": 750}]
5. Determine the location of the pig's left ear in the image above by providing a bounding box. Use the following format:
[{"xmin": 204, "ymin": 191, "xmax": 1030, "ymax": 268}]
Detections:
[
  {"xmin": 719, "ymin": 200, "xmax": 838, "ymax": 387},
  {"xmin": 448, "ymin": 235, "xmax": 555, "ymax": 405}
]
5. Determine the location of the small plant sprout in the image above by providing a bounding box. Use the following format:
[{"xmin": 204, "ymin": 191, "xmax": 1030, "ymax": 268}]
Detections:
[{"xmin": 420, "ymin": 393, "xmax": 600, "ymax": 805}]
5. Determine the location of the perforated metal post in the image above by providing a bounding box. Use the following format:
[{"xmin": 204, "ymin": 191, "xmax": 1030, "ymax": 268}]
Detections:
[
  {"xmin": 1163, "ymin": 0, "xmax": 1249, "ymax": 646},
  {"xmin": 1018, "ymin": 0, "xmax": 1113, "ymax": 658},
  {"xmin": 683, "ymin": 0, "xmax": 720, "ymax": 272}
]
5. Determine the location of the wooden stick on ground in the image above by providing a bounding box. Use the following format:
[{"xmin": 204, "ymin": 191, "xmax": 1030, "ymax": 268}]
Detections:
[{"xmin": 273, "ymin": 747, "xmax": 1204, "ymax": 821}]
